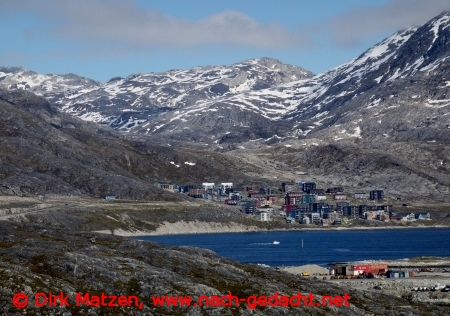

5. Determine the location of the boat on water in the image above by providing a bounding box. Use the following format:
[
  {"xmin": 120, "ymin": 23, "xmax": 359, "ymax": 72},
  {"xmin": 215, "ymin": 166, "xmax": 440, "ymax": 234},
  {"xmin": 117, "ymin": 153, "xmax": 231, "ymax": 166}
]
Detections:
[{"xmin": 273, "ymin": 241, "xmax": 280, "ymax": 244}]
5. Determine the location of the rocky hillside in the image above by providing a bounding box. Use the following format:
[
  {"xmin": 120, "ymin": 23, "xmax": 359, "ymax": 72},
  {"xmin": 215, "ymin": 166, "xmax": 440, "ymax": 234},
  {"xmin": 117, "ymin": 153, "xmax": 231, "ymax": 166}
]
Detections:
[
  {"xmin": 283, "ymin": 12, "xmax": 450, "ymax": 142},
  {"xmin": 1, "ymin": 12, "xmax": 450, "ymax": 199},
  {"xmin": 0, "ymin": 89, "xmax": 265, "ymax": 198},
  {"xmin": 2, "ymin": 13, "xmax": 450, "ymax": 145},
  {"xmin": 217, "ymin": 11, "xmax": 450, "ymax": 200},
  {"xmin": 0, "ymin": 58, "xmax": 312, "ymax": 141},
  {"xmin": 1, "ymin": 218, "xmax": 448, "ymax": 315},
  {"xmin": 205, "ymin": 11, "xmax": 450, "ymax": 144}
]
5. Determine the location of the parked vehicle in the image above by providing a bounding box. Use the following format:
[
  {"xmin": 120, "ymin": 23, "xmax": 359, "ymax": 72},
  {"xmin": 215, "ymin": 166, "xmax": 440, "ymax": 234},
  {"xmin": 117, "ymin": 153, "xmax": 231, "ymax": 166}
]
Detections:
[{"xmin": 431, "ymin": 283, "xmax": 444, "ymax": 291}]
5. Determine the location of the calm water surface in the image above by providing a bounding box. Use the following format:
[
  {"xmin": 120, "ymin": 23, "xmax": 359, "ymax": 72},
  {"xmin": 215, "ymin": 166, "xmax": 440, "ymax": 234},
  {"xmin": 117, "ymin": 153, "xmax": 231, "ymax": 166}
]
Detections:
[{"xmin": 138, "ymin": 228, "xmax": 450, "ymax": 267}]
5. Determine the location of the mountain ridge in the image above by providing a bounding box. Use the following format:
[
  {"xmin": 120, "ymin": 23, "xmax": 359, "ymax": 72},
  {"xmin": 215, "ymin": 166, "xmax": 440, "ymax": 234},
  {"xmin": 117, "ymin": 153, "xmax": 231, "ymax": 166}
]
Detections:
[
  {"xmin": 1, "ymin": 12, "xmax": 450, "ymax": 199},
  {"xmin": 0, "ymin": 58, "xmax": 313, "ymax": 140},
  {"xmin": 0, "ymin": 88, "xmax": 270, "ymax": 198},
  {"xmin": 1, "ymin": 12, "xmax": 450, "ymax": 145}
]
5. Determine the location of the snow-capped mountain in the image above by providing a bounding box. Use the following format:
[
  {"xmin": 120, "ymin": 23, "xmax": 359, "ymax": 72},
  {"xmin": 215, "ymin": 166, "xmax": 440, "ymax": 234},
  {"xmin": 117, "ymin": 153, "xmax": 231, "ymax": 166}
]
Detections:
[
  {"xmin": 126, "ymin": 11, "xmax": 450, "ymax": 143},
  {"xmin": 1, "ymin": 12, "xmax": 450, "ymax": 145},
  {"xmin": 208, "ymin": 11, "xmax": 450, "ymax": 142},
  {"xmin": 0, "ymin": 67, "xmax": 99, "ymax": 95},
  {"xmin": 0, "ymin": 58, "xmax": 312, "ymax": 139},
  {"xmin": 295, "ymin": 11, "xmax": 450, "ymax": 143}
]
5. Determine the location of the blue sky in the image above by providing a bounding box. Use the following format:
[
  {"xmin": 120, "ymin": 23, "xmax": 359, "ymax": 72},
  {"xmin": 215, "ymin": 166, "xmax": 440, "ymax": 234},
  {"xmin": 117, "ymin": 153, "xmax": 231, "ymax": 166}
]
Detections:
[{"xmin": 2, "ymin": 0, "xmax": 449, "ymax": 82}]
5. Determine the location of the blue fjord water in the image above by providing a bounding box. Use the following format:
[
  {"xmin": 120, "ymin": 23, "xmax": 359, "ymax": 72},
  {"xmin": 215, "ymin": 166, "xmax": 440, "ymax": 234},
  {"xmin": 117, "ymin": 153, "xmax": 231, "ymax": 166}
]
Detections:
[{"xmin": 138, "ymin": 228, "xmax": 450, "ymax": 267}]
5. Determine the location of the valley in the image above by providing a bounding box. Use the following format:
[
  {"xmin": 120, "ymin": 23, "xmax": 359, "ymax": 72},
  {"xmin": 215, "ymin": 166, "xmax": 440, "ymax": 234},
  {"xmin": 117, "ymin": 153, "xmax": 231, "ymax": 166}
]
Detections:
[{"xmin": 1, "ymin": 8, "xmax": 450, "ymax": 315}]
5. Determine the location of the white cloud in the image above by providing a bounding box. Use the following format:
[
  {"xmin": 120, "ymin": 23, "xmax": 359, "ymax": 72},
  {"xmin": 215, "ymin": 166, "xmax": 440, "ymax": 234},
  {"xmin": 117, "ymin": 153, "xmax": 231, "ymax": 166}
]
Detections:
[
  {"xmin": 325, "ymin": 0, "xmax": 450, "ymax": 46},
  {"xmin": 3, "ymin": 0, "xmax": 309, "ymax": 50}
]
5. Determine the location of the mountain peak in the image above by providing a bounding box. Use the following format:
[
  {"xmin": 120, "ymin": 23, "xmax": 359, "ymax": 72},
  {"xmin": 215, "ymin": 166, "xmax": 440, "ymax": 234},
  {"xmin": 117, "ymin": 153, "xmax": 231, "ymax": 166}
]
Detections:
[
  {"xmin": 242, "ymin": 57, "xmax": 284, "ymax": 65},
  {"xmin": 0, "ymin": 66, "xmax": 26, "ymax": 74},
  {"xmin": 237, "ymin": 57, "xmax": 314, "ymax": 76},
  {"xmin": 1, "ymin": 11, "xmax": 450, "ymax": 145}
]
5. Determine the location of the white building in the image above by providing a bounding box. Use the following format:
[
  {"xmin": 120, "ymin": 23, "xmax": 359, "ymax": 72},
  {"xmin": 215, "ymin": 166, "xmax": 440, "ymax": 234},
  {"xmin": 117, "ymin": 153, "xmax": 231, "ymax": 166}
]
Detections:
[
  {"xmin": 229, "ymin": 192, "xmax": 241, "ymax": 200},
  {"xmin": 155, "ymin": 182, "xmax": 174, "ymax": 192},
  {"xmin": 255, "ymin": 211, "xmax": 271, "ymax": 222},
  {"xmin": 301, "ymin": 216, "xmax": 311, "ymax": 224},
  {"xmin": 219, "ymin": 182, "xmax": 233, "ymax": 191},
  {"xmin": 316, "ymin": 195, "xmax": 327, "ymax": 201},
  {"xmin": 309, "ymin": 212, "xmax": 321, "ymax": 224},
  {"xmin": 202, "ymin": 182, "xmax": 215, "ymax": 190},
  {"xmin": 354, "ymin": 192, "xmax": 368, "ymax": 199}
]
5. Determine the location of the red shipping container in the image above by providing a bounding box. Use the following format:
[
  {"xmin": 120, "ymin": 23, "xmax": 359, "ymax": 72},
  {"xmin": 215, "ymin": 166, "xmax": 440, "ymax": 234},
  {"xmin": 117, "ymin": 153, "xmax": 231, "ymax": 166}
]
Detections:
[{"xmin": 353, "ymin": 265, "xmax": 371, "ymax": 273}]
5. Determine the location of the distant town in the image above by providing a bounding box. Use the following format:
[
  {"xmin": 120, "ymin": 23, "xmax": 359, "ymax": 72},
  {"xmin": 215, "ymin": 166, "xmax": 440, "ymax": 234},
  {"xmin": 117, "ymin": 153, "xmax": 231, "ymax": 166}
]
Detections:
[{"xmin": 143, "ymin": 181, "xmax": 432, "ymax": 226}]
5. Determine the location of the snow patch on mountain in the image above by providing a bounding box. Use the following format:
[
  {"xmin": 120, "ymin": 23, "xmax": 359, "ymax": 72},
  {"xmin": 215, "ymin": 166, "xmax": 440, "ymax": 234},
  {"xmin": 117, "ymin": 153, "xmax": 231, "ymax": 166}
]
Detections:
[{"xmin": 2, "ymin": 12, "xmax": 450, "ymax": 144}]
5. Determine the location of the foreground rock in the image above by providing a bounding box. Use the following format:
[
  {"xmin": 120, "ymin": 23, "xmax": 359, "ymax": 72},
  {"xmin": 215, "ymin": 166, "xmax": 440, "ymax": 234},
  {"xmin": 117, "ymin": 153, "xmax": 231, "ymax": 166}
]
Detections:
[{"xmin": 0, "ymin": 220, "xmax": 448, "ymax": 315}]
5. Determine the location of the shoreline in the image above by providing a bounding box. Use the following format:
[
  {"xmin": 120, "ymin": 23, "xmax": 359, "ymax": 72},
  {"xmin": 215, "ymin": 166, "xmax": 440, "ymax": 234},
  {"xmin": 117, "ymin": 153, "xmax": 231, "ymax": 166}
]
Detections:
[{"xmin": 95, "ymin": 220, "xmax": 450, "ymax": 237}]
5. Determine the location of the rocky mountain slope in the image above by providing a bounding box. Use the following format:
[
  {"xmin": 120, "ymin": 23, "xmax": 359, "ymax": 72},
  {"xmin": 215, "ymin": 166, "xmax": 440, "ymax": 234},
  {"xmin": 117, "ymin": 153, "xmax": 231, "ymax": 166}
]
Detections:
[
  {"xmin": 0, "ymin": 89, "xmax": 265, "ymax": 198},
  {"xmin": 2, "ymin": 13, "xmax": 450, "ymax": 145},
  {"xmin": 0, "ymin": 58, "xmax": 312, "ymax": 143},
  {"xmin": 1, "ymin": 12, "xmax": 450, "ymax": 199},
  {"xmin": 196, "ymin": 11, "xmax": 450, "ymax": 144},
  {"xmin": 282, "ymin": 12, "xmax": 450, "ymax": 142},
  {"xmin": 219, "ymin": 11, "xmax": 450, "ymax": 200}
]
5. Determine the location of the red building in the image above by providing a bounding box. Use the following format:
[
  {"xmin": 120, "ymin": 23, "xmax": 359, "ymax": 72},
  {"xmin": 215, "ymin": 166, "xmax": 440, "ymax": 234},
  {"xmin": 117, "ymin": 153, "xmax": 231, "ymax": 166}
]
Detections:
[
  {"xmin": 188, "ymin": 188, "xmax": 205, "ymax": 198},
  {"xmin": 242, "ymin": 186, "xmax": 254, "ymax": 193},
  {"xmin": 353, "ymin": 264, "xmax": 372, "ymax": 275},
  {"xmin": 284, "ymin": 192, "xmax": 303, "ymax": 205},
  {"xmin": 282, "ymin": 204, "xmax": 297, "ymax": 212}
]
